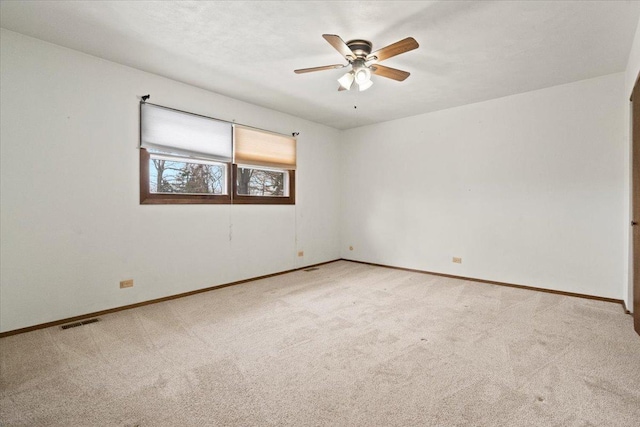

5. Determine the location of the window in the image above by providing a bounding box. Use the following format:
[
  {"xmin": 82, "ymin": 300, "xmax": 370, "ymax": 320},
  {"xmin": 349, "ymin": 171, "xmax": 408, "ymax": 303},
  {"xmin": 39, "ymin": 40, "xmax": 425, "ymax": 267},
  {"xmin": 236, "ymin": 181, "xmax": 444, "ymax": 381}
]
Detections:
[
  {"xmin": 232, "ymin": 165, "xmax": 295, "ymax": 204},
  {"xmin": 139, "ymin": 103, "xmax": 296, "ymax": 205},
  {"xmin": 139, "ymin": 103, "xmax": 232, "ymax": 204},
  {"xmin": 149, "ymin": 153, "xmax": 227, "ymax": 195},
  {"xmin": 236, "ymin": 166, "xmax": 287, "ymax": 196},
  {"xmin": 140, "ymin": 149, "xmax": 231, "ymax": 204},
  {"xmin": 232, "ymin": 125, "xmax": 296, "ymax": 204}
]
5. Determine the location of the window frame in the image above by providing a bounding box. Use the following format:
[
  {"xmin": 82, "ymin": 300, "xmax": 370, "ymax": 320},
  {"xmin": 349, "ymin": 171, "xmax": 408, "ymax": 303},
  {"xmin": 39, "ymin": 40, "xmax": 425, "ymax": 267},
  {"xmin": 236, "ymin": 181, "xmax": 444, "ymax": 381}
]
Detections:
[
  {"xmin": 140, "ymin": 148, "xmax": 232, "ymax": 205},
  {"xmin": 231, "ymin": 164, "xmax": 295, "ymax": 205},
  {"xmin": 138, "ymin": 101, "xmax": 296, "ymax": 206}
]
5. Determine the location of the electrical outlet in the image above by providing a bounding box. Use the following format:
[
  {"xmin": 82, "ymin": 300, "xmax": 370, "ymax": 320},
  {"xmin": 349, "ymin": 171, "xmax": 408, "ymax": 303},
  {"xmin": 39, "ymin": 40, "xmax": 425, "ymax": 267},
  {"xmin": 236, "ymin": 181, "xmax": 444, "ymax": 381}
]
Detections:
[
  {"xmin": 349, "ymin": 246, "xmax": 354, "ymax": 251},
  {"xmin": 120, "ymin": 279, "xmax": 134, "ymax": 289},
  {"xmin": 297, "ymin": 250, "xmax": 304, "ymax": 257},
  {"xmin": 452, "ymin": 257, "xmax": 462, "ymax": 264}
]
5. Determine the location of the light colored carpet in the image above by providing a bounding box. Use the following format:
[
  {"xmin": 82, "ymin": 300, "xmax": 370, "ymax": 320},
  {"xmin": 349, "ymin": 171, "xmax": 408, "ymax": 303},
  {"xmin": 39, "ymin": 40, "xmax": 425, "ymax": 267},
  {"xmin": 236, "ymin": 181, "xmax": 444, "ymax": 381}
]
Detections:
[{"xmin": 1, "ymin": 260, "xmax": 639, "ymax": 426}]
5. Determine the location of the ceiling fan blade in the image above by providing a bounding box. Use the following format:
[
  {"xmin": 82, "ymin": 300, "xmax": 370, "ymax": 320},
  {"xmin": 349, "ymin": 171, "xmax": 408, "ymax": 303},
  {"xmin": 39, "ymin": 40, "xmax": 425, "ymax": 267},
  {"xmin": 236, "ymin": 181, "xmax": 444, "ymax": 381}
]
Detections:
[
  {"xmin": 294, "ymin": 64, "xmax": 346, "ymax": 74},
  {"xmin": 367, "ymin": 37, "xmax": 419, "ymax": 63},
  {"xmin": 371, "ymin": 64, "xmax": 410, "ymax": 81},
  {"xmin": 322, "ymin": 34, "xmax": 356, "ymax": 60}
]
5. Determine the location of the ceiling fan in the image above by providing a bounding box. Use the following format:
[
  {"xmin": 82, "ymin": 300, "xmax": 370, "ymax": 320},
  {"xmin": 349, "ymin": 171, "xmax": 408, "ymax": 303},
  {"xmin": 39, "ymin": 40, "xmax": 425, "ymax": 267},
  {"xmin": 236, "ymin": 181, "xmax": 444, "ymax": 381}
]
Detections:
[{"xmin": 294, "ymin": 34, "xmax": 419, "ymax": 92}]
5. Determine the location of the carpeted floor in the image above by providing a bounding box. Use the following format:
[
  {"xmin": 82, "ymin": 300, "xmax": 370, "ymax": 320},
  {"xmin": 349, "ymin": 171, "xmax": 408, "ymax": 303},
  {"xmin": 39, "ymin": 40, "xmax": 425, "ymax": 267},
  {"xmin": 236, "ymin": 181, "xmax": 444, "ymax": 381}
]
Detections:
[{"xmin": 1, "ymin": 260, "xmax": 639, "ymax": 426}]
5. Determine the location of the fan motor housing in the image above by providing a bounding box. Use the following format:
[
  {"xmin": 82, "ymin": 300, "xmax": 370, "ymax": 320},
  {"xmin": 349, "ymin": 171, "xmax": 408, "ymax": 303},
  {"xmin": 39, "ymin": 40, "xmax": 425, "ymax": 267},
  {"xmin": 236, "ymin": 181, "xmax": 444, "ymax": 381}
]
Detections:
[{"xmin": 346, "ymin": 39, "xmax": 372, "ymax": 58}]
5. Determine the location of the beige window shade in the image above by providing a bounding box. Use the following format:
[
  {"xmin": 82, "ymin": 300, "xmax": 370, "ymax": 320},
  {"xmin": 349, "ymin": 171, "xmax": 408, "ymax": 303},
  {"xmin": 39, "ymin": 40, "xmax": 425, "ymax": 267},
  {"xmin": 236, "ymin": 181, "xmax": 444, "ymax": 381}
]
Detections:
[{"xmin": 234, "ymin": 125, "xmax": 296, "ymax": 170}]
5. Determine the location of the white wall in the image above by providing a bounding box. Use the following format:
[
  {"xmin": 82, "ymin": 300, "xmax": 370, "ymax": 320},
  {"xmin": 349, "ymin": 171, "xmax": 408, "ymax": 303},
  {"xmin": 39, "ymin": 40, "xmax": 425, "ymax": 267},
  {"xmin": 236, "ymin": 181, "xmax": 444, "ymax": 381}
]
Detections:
[
  {"xmin": 624, "ymin": 15, "xmax": 640, "ymax": 312},
  {"xmin": 0, "ymin": 30, "xmax": 341, "ymax": 333},
  {"xmin": 340, "ymin": 73, "xmax": 627, "ymax": 299}
]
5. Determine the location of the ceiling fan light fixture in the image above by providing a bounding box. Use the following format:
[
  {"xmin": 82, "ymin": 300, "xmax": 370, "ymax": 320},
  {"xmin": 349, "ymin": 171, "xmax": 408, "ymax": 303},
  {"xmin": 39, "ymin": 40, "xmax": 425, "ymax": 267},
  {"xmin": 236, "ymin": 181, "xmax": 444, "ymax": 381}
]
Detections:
[
  {"xmin": 338, "ymin": 71, "xmax": 355, "ymax": 90},
  {"xmin": 354, "ymin": 66, "xmax": 371, "ymax": 84},
  {"xmin": 357, "ymin": 79, "xmax": 373, "ymax": 92}
]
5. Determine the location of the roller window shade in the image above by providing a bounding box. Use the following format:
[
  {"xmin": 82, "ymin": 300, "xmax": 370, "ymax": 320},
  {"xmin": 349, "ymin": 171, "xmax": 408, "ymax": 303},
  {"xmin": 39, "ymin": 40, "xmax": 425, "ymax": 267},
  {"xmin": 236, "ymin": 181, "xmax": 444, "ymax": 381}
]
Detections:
[
  {"xmin": 234, "ymin": 125, "xmax": 296, "ymax": 170},
  {"xmin": 140, "ymin": 103, "xmax": 232, "ymax": 162}
]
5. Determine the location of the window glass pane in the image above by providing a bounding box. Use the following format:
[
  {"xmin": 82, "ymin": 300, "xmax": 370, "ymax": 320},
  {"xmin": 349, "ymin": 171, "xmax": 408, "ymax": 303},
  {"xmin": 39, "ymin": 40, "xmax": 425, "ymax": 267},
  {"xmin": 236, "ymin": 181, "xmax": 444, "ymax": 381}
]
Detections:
[
  {"xmin": 236, "ymin": 166, "xmax": 287, "ymax": 196},
  {"xmin": 149, "ymin": 155, "xmax": 226, "ymax": 195}
]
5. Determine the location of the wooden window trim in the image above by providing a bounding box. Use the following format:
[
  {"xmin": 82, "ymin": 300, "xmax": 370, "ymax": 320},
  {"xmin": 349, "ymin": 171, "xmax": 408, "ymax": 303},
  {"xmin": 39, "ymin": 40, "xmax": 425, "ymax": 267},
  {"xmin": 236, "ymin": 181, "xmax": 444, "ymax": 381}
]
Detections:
[
  {"xmin": 139, "ymin": 148, "xmax": 232, "ymax": 205},
  {"xmin": 231, "ymin": 164, "xmax": 296, "ymax": 205}
]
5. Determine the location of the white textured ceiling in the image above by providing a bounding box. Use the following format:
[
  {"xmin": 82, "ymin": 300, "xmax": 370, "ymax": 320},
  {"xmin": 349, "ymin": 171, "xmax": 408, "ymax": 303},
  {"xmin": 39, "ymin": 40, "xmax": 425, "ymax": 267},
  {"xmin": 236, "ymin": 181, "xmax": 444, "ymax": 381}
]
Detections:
[{"xmin": 1, "ymin": 1, "xmax": 639, "ymax": 129}]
